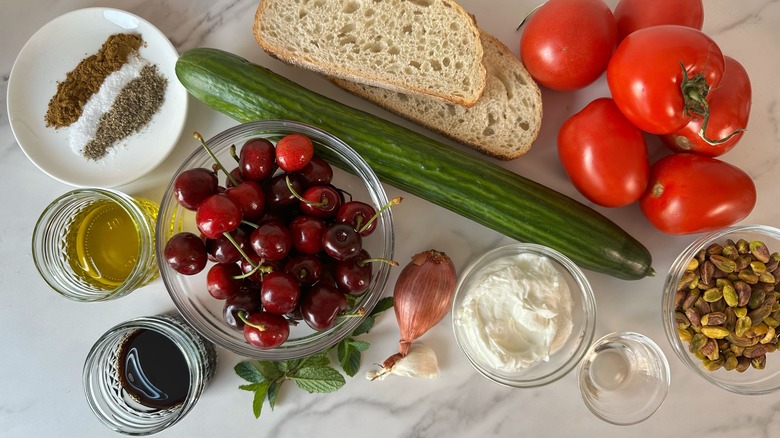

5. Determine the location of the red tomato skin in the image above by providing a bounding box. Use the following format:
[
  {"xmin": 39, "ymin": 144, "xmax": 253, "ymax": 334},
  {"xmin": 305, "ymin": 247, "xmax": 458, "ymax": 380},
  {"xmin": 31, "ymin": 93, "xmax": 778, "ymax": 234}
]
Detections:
[
  {"xmin": 614, "ymin": 0, "xmax": 704, "ymax": 43},
  {"xmin": 660, "ymin": 56, "xmax": 752, "ymax": 157},
  {"xmin": 558, "ymin": 98, "xmax": 649, "ymax": 207},
  {"xmin": 607, "ymin": 25, "xmax": 725, "ymax": 135},
  {"xmin": 639, "ymin": 154, "xmax": 756, "ymax": 234},
  {"xmin": 520, "ymin": 0, "xmax": 617, "ymax": 91}
]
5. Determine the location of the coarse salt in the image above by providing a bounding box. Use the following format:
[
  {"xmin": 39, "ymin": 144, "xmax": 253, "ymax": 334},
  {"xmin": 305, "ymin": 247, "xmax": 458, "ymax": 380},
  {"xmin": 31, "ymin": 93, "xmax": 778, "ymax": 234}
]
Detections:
[{"xmin": 68, "ymin": 55, "xmax": 147, "ymax": 156}]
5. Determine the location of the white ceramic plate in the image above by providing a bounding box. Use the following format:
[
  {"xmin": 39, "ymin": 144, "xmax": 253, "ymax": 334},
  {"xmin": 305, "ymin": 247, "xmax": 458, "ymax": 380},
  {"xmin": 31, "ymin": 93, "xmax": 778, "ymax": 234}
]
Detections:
[{"xmin": 6, "ymin": 8, "xmax": 187, "ymax": 188}]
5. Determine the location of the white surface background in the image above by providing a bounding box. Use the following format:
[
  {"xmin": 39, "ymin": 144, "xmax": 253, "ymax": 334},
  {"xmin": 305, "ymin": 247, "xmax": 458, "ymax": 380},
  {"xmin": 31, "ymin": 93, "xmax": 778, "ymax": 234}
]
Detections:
[{"xmin": 1, "ymin": 0, "xmax": 779, "ymax": 437}]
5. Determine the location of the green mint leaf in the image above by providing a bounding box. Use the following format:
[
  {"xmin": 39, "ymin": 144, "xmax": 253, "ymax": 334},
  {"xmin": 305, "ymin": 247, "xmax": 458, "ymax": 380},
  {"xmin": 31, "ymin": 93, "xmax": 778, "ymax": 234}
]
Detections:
[
  {"xmin": 279, "ymin": 358, "xmax": 304, "ymax": 373},
  {"xmin": 369, "ymin": 296, "xmax": 394, "ymax": 316},
  {"xmin": 235, "ymin": 361, "xmax": 267, "ymax": 383},
  {"xmin": 238, "ymin": 382, "xmax": 267, "ymax": 392},
  {"xmin": 338, "ymin": 338, "xmax": 371, "ymax": 377},
  {"xmin": 251, "ymin": 381, "xmax": 271, "ymax": 419},
  {"xmin": 290, "ymin": 366, "xmax": 345, "ymax": 393},
  {"xmin": 352, "ymin": 296, "xmax": 394, "ymax": 336},
  {"xmin": 298, "ymin": 350, "xmax": 330, "ymax": 369},
  {"xmin": 267, "ymin": 380, "xmax": 281, "ymax": 411},
  {"xmin": 351, "ymin": 315, "xmax": 376, "ymax": 337}
]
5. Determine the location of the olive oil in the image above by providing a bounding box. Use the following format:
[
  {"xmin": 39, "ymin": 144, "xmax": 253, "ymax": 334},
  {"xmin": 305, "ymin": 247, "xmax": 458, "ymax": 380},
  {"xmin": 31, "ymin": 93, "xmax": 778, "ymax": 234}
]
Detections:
[{"xmin": 66, "ymin": 198, "xmax": 158, "ymax": 289}]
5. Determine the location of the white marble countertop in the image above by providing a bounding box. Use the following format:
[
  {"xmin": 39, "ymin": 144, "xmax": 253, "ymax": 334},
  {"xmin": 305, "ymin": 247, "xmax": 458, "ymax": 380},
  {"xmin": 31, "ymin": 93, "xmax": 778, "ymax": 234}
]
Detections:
[{"xmin": 2, "ymin": 0, "xmax": 779, "ymax": 437}]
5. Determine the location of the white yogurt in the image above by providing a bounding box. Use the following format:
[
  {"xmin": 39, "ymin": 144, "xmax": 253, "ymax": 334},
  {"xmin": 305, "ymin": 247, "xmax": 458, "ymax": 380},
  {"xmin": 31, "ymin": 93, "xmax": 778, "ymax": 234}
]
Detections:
[{"xmin": 455, "ymin": 252, "xmax": 573, "ymax": 372}]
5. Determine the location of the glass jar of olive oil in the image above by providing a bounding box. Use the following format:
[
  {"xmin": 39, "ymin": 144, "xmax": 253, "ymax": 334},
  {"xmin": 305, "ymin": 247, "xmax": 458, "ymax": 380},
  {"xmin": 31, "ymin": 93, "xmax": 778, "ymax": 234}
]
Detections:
[{"xmin": 32, "ymin": 188, "xmax": 159, "ymax": 301}]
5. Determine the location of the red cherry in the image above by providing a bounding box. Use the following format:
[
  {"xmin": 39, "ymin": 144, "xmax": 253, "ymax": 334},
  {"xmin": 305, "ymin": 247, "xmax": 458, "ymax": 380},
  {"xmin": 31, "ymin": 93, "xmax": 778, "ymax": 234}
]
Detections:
[
  {"xmin": 206, "ymin": 263, "xmax": 243, "ymax": 300},
  {"xmin": 284, "ymin": 254, "xmax": 325, "ymax": 286},
  {"xmin": 289, "ymin": 215, "xmax": 326, "ymax": 255},
  {"xmin": 260, "ymin": 271, "xmax": 301, "ymax": 315},
  {"xmin": 164, "ymin": 232, "xmax": 208, "ymax": 275},
  {"xmin": 250, "ymin": 221, "xmax": 293, "ymax": 261},
  {"xmin": 196, "ymin": 194, "xmax": 242, "ymax": 239},
  {"xmin": 240, "ymin": 138, "xmax": 276, "ymax": 182},
  {"xmin": 322, "ymin": 223, "xmax": 362, "ymax": 260},
  {"xmin": 205, "ymin": 227, "xmax": 249, "ymax": 264},
  {"xmin": 173, "ymin": 168, "xmax": 218, "ymax": 210},
  {"xmin": 265, "ymin": 173, "xmax": 306, "ymax": 212},
  {"xmin": 299, "ymin": 185, "xmax": 342, "ymax": 219},
  {"xmin": 297, "ymin": 156, "xmax": 333, "ymax": 186},
  {"xmin": 300, "ymin": 283, "xmax": 348, "ymax": 331},
  {"xmin": 225, "ymin": 180, "xmax": 266, "ymax": 221},
  {"xmin": 335, "ymin": 249, "xmax": 373, "ymax": 295},
  {"xmin": 223, "ymin": 288, "xmax": 261, "ymax": 330},
  {"xmin": 276, "ymin": 133, "xmax": 314, "ymax": 172},
  {"xmin": 336, "ymin": 201, "xmax": 377, "ymax": 236},
  {"xmin": 242, "ymin": 311, "xmax": 290, "ymax": 349}
]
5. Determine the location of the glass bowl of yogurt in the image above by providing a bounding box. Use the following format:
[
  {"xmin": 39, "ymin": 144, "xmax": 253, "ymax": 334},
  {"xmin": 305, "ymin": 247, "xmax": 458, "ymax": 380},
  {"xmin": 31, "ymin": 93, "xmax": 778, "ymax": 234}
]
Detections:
[{"xmin": 452, "ymin": 243, "xmax": 597, "ymax": 387}]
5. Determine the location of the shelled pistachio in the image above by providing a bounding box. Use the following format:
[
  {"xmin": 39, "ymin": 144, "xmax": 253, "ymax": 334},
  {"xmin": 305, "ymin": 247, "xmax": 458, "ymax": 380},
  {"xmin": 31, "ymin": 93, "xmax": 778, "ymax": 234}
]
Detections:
[{"xmin": 675, "ymin": 238, "xmax": 780, "ymax": 372}]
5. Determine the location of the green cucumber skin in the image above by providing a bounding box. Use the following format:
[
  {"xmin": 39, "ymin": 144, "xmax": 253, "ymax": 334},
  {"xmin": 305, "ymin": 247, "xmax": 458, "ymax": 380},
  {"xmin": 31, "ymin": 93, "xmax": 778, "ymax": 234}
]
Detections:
[{"xmin": 175, "ymin": 48, "xmax": 653, "ymax": 280}]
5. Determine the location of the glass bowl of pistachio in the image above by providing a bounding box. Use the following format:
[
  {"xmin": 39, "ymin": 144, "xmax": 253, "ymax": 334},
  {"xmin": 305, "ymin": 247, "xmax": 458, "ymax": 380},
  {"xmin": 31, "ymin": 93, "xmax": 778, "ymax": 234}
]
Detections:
[{"xmin": 663, "ymin": 224, "xmax": 780, "ymax": 395}]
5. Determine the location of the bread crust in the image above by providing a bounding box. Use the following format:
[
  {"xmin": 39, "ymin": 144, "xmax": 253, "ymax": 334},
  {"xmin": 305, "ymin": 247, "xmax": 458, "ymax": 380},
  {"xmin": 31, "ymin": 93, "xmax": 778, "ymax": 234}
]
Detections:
[{"xmin": 253, "ymin": 0, "xmax": 487, "ymax": 107}]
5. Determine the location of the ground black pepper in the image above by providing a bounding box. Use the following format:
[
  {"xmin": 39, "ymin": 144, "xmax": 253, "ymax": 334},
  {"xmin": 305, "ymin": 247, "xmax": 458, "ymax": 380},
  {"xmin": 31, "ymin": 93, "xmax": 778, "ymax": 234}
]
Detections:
[{"xmin": 82, "ymin": 64, "xmax": 167, "ymax": 160}]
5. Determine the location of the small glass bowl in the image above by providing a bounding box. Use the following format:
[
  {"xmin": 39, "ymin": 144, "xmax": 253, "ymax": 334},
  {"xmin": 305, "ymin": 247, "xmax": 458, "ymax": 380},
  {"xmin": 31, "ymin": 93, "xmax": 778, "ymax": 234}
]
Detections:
[
  {"xmin": 83, "ymin": 313, "xmax": 217, "ymax": 435},
  {"xmin": 32, "ymin": 188, "xmax": 159, "ymax": 301},
  {"xmin": 156, "ymin": 120, "xmax": 394, "ymax": 360},
  {"xmin": 663, "ymin": 224, "xmax": 780, "ymax": 395},
  {"xmin": 578, "ymin": 331, "xmax": 670, "ymax": 425},
  {"xmin": 451, "ymin": 243, "xmax": 597, "ymax": 387}
]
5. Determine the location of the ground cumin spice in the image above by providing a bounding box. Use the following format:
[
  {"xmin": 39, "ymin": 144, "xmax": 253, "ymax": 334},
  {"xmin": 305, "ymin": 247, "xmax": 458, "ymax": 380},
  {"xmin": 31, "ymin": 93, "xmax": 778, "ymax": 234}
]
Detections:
[
  {"xmin": 45, "ymin": 33, "xmax": 143, "ymax": 128},
  {"xmin": 81, "ymin": 64, "xmax": 167, "ymax": 160}
]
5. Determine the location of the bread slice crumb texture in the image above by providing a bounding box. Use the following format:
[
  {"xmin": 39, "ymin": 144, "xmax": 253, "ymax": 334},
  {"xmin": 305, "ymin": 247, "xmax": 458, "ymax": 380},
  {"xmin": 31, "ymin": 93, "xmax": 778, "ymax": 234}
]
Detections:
[
  {"xmin": 254, "ymin": 0, "xmax": 486, "ymax": 107},
  {"xmin": 332, "ymin": 31, "xmax": 542, "ymax": 160}
]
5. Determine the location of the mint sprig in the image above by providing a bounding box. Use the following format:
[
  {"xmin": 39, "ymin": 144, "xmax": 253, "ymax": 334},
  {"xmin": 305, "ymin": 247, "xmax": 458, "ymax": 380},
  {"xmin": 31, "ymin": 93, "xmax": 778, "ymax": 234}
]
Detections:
[{"xmin": 235, "ymin": 296, "xmax": 393, "ymax": 419}]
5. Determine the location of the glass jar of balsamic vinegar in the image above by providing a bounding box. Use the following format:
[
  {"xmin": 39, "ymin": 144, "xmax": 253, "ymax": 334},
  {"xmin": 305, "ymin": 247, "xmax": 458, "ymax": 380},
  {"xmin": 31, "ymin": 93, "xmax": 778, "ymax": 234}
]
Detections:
[
  {"xmin": 83, "ymin": 313, "xmax": 217, "ymax": 435},
  {"xmin": 32, "ymin": 188, "xmax": 160, "ymax": 302}
]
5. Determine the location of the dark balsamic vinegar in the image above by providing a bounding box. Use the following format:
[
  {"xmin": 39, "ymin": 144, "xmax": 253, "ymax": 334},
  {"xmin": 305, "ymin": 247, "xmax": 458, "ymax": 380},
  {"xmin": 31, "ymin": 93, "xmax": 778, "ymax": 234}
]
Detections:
[{"xmin": 117, "ymin": 329, "xmax": 190, "ymax": 409}]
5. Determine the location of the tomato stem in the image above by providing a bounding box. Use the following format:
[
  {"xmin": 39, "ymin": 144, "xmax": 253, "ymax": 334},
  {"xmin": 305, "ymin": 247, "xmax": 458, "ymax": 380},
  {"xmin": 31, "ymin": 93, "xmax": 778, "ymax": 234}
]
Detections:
[{"xmin": 679, "ymin": 63, "xmax": 746, "ymax": 146}]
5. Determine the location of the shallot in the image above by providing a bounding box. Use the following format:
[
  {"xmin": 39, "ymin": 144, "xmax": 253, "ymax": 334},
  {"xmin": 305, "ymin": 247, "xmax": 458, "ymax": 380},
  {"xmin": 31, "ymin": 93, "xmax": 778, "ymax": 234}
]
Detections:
[{"xmin": 367, "ymin": 249, "xmax": 456, "ymax": 380}]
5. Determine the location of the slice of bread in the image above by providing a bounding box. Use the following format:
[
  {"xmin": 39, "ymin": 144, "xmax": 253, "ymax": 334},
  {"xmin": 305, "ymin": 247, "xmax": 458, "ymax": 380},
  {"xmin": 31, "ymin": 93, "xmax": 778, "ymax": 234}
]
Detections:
[
  {"xmin": 253, "ymin": 0, "xmax": 487, "ymax": 107},
  {"xmin": 332, "ymin": 31, "xmax": 543, "ymax": 160}
]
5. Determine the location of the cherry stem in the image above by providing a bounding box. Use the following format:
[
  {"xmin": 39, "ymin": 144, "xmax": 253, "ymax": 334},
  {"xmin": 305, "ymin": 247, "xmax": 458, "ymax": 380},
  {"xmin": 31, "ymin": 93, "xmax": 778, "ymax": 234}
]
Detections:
[
  {"xmin": 194, "ymin": 132, "xmax": 240, "ymax": 187},
  {"xmin": 229, "ymin": 144, "xmax": 239, "ymax": 163},
  {"xmin": 678, "ymin": 63, "xmax": 745, "ymax": 146},
  {"xmin": 238, "ymin": 311, "xmax": 267, "ymax": 331},
  {"xmin": 358, "ymin": 197, "xmax": 403, "ymax": 234},
  {"xmin": 285, "ymin": 175, "xmax": 328, "ymax": 207},
  {"xmin": 222, "ymin": 231, "xmax": 270, "ymax": 280},
  {"xmin": 338, "ymin": 307, "xmax": 367, "ymax": 319},
  {"xmin": 358, "ymin": 257, "xmax": 399, "ymax": 268}
]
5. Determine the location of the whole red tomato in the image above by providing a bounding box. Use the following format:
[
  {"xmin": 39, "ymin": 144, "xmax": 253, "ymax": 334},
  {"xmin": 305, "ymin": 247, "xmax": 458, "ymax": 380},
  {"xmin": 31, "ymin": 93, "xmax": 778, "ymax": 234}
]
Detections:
[
  {"xmin": 558, "ymin": 98, "xmax": 649, "ymax": 207},
  {"xmin": 520, "ymin": 0, "xmax": 616, "ymax": 91},
  {"xmin": 614, "ymin": 0, "xmax": 704, "ymax": 43},
  {"xmin": 661, "ymin": 56, "xmax": 752, "ymax": 157},
  {"xmin": 607, "ymin": 25, "xmax": 725, "ymax": 135},
  {"xmin": 639, "ymin": 154, "xmax": 756, "ymax": 234}
]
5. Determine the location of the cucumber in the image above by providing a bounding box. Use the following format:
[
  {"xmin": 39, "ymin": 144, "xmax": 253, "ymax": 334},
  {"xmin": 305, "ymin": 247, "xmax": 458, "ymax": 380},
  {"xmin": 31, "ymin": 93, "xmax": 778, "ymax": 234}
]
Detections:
[{"xmin": 175, "ymin": 48, "xmax": 653, "ymax": 280}]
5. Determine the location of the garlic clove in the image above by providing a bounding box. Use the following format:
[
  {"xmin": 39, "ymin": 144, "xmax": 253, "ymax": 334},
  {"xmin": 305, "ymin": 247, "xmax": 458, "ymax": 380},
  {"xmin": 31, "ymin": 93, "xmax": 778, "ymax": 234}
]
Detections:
[{"xmin": 366, "ymin": 343, "xmax": 439, "ymax": 381}]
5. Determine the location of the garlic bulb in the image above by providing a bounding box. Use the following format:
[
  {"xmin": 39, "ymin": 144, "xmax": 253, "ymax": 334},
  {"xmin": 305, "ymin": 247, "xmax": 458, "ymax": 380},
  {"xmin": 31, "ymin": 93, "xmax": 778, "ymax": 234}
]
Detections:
[{"xmin": 366, "ymin": 343, "xmax": 439, "ymax": 381}]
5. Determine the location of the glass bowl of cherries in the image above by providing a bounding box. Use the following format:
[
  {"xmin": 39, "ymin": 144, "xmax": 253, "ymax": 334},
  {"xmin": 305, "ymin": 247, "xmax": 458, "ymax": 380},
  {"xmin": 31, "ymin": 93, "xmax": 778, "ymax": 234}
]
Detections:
[{"xmin": 156, "ymin": 120, "xmax": 395, "ymax": 359}]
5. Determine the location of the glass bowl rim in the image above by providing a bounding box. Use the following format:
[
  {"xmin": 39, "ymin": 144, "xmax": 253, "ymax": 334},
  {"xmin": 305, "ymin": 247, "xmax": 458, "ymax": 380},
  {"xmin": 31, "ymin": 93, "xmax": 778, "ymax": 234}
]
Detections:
[
  {"xmin": 662, "ymin": 223, "xmax": 780, "ymax": 395},
  {"xmin": 155, "ymin": 119, "xmax": 394, "ymax": 359},
  {"xmin": 451, "ymin": 242, "xmax": 597, "ymax": 388}
]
